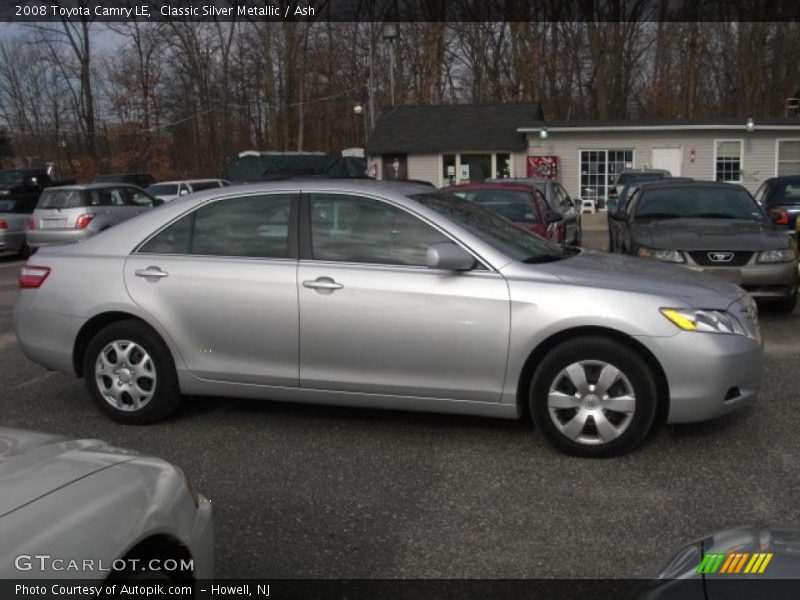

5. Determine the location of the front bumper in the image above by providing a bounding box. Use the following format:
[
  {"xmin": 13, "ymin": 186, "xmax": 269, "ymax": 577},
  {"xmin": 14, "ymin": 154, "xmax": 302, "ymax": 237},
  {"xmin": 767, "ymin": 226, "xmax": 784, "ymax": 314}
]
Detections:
[
  {"xmin": 641, "ymin": 330, "xmax": 763, "ymax": 424},
  {"xmin": 686, "ymin": 261, "xmax": 798, "ymax": 299},
  {"xmin": 26, "ymin": 228, "xmax": 94, "ymax": 248}
]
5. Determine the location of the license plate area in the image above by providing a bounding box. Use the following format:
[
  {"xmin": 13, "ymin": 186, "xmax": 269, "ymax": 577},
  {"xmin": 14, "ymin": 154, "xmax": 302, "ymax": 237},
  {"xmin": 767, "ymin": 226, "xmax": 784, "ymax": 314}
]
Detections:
[{"xmin": 701, "ymin": 268, "xmax": 742, "ymax": 285}]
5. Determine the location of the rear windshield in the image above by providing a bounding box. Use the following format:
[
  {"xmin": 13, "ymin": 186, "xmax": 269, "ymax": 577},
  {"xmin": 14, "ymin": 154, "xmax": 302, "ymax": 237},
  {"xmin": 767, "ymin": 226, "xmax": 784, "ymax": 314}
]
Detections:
[
  {"xmin": 37, "ymin": 189, "xmax": 87, "ymax": 209},
  {"xmin": 147, "ymin": 184, "xmax": 179, "ymax": 196},
  {"xmin": 636, "ymin": 187, "xmax": 764, "ymax": 221},
  {"xmin": 618, "ymin": 172, "xmax": 665, "ymax": 185},
  {"xmin": 190, "ymin": 181, "xmax": 221, "ymax": 192},
  {"xmin": 776, "ymin": 183, "xmax": 800, "ymax": 203},
  {"xmin": 450, "ymin": 189, "xmax": 539, "ymax": 223}
]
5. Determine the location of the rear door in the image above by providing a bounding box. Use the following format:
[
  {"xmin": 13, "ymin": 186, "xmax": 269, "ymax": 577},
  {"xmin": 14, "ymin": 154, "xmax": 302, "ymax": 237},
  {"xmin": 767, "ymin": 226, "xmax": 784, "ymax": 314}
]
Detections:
[{"xmin": 124, "ymin": 191, "xmax": 300, "ymax": 386}]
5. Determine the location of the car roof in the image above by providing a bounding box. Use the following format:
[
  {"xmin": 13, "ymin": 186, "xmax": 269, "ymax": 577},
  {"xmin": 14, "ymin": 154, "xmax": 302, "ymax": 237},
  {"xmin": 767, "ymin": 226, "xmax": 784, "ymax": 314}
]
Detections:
[
  {"xmin": 42, "ymin": 183, "xmax": 140, "ymax": 192},
  {"xmin": 634, "ymin": 179, "xmax": 746, "ymax": 192},
  {"xmin": 152, "ymin": 179, "xmax": 222, "ymax": 185},
  {"xmin": 766, "ymin": 175, "xmax": 800, "ymax": 184},
  {"xmin": 444, "ymin": 182, "xmax": 537, "ymax": 193}
]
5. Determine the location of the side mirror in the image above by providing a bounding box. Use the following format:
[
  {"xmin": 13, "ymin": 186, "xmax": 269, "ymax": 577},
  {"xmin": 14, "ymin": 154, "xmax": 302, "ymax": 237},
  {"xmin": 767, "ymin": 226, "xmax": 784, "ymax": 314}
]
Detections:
[
  {"xmin": 179, "ymin": 189, "xmax": 189, "ymax": 196},
  {"xmin": 610, "ymin": 211, "xmax": 629, "ymax": 222},
  {"xmin": 426, "ymin": 243, "xmax": 476, "ymax": 271},
  {"xmin": 548, "ymin": 212, "xmax": 564, "ymax": 224}
]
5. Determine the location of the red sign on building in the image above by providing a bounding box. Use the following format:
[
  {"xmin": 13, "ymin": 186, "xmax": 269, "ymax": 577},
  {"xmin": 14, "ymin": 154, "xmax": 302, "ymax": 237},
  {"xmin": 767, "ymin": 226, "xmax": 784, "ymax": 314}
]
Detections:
[{"xmin": 527, "ymin": 156, "xmax": 559, "ymax": 179}]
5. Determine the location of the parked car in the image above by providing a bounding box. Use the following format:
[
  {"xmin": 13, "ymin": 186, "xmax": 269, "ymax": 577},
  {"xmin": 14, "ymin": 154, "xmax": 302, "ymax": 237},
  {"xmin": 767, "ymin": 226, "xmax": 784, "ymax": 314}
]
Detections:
[
  {"xmin": 754, "ymin": 175, "xmax": 800, "ymax": 233},
  {"xmin": 487, "ymin": 177, "xmax": 581, "ymax": 245},
  {"xmin": 0, "ymin": 426, "xmax": 213, "ymax": 582},
  {"xmin": 611, "ymin": 180, "xmax": 798, "ymax": 311},
  {"xmin": 26, "ymin": 184, "xmax": 159, "ymax": 250},
  {"xmin": 634, "ymin": 526, "xmax": 800, "ymax": 599},
  {"xmin": 0, "ymin": 196, "xmax": 37, "ymax": 258},
  {"xmin": 93, "ymin": 173, "xmax": 155, "ymax": 188},
  {"xmin": 608, "ymin": 168, "xmax": 672, "ymax": 210},
  {"xmin": 14, "ymin": 180, "xmax": 763, "ymax": 457},
  {"xmin": 146, "ymin": 179, "xmax": 230, "ymax": 203},
  {"xmin": 444, "ymin": 182, "xmax": 564, "ymax": 243},
  {"xmin": 609, "ymin": 178, "xmax": 693, "ymax": 252}
]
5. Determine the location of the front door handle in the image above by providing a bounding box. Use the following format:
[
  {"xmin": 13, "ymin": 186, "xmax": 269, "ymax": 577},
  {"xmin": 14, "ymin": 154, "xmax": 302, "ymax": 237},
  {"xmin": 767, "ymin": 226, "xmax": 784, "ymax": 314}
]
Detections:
[
  {"xmin": 302, "ymin": 277, "xmax": 343, "ymax": 291},
  {"xmin": 135, "ymin": 267, "xmax": 169, "ymax": 279}
]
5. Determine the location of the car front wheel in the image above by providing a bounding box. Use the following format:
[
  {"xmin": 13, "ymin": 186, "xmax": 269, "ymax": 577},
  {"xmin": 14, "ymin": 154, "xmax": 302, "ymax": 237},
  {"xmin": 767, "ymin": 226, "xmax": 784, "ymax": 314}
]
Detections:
[
  {"xmin": 83, "ymin": 320, "xmax": 181, "ymax": 424},
  {"xmin": 529, "ymin": 336, "xmax": 658, "ymax": 458}
]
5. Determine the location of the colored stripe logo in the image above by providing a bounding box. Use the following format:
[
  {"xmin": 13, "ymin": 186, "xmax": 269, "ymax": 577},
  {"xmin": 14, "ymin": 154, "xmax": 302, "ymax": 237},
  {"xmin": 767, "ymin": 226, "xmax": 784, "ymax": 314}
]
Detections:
[{"xmin": 696, "ymin": 552, "xmax": 773, "ymax": 574}]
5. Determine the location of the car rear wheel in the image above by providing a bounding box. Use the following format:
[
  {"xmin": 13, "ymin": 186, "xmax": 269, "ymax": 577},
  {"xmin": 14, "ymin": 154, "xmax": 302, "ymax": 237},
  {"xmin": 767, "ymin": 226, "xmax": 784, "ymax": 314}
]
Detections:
[
  {"xmin": 529, "ymin": 336, "xmax": 658, "ymax": 458},
  {"xmin": 83, "ymin": 320, "xmax": 181, "ymax": 424},
  {"xmin": 18, "ymin": 241, "xmax": 31, "ymax": 259}
]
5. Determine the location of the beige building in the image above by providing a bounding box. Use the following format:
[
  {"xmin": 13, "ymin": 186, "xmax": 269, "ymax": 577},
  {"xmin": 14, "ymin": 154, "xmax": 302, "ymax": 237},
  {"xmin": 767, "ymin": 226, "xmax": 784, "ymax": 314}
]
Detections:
[{"xmin": 366, "ymin": 108, "xmax": 800, "ymax": 205}]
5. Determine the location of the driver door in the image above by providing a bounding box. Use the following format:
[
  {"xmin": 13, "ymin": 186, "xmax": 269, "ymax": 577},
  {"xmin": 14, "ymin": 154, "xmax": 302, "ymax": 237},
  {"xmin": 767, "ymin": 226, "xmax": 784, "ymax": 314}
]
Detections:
[{"xmin": 298, "ymin": 193, "xmax": 510, "ymax": 402}]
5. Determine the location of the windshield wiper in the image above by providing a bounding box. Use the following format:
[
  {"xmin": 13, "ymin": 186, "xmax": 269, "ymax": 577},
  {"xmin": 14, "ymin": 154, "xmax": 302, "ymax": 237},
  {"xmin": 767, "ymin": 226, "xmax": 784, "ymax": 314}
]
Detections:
[
  {"xmin": 694, "ymin": 213, "xmax": 738, "ymax": 219},
  {"xmin": 635, "ymin": 213, "xmax": 680, "ymax": 220}
]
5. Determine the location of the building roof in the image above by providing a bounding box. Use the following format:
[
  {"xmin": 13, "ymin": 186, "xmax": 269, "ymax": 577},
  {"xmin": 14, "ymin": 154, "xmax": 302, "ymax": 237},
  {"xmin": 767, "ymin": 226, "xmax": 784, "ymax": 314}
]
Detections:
[
  {"xmin": 518, "ymin": 116, "xmax": 800, "ymax": 132},
  {"xmin": 366, "ymin": 102, "xmax": 544, "ymax": 155}
]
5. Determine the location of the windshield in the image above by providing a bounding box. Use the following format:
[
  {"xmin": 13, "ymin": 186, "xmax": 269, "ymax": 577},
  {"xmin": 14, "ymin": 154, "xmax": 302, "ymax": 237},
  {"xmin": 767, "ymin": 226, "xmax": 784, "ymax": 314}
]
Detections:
[
  {"xmin": 450, "ymin": 189, "xmax": 540, "ymax": 224},
  {"xmin": 0, "ymin": 170, "xmax": 25, "ymax": 184},
  {"xmin": 617, "ymin": 172, "xmax": 665, "ymax": 186},
  {"xmin": 411, "ymin": 191, "xmax": 571, "ymax": 263},
  {"xmin": 37, "ymin": 189, "xmax": 86, "ymax": 209},
  {"xmin": 635, "ymin": 187, "xmax": 764, "ymax": 221},
  {"xmin": 146, "ymin": 184, "xmax": 179, "ymax": 196}
]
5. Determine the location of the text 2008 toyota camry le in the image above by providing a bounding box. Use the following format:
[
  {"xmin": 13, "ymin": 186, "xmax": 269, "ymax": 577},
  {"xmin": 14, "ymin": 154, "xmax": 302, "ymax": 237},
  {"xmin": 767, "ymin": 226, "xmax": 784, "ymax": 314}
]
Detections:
[{"xmin": 13, "ymin": 180, "xmax": 763, "ymax": 457}]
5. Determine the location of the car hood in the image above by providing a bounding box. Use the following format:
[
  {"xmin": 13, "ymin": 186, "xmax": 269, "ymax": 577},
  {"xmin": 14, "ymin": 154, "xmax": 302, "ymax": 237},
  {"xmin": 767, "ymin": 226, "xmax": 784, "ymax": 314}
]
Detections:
[
  {"xmin": 537, "ymin": 250, "xmax": 744, "ymax": 309},
  {"xmin": 0, "ymin": 427, "xmax": 137, "ymax": 518},
  {"xmin": 632, "ymin": 218, "xmax": 789, "ymax": 251}
]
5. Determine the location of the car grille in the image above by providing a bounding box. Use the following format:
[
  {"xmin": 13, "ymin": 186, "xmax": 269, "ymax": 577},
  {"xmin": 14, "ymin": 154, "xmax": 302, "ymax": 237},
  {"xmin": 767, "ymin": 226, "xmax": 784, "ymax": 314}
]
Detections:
[{"xmin": 688, "ymin": 251, "xmax": 753, "ymax": 267}]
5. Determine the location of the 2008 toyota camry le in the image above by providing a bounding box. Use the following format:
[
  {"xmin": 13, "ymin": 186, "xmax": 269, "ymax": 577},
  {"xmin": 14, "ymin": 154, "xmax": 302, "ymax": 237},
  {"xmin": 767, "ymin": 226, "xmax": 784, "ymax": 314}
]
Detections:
[{"xmin": 12, "ymin": 180, "xmax": 763, "ymax": 457}]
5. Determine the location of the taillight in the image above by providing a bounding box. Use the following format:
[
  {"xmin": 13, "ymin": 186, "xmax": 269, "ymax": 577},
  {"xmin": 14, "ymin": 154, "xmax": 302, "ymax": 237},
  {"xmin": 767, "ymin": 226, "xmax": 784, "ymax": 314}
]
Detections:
[
  {"xmin": 769, "ymin": 207, "xmax": 789, "ymax": 226},
  {"xmin": 0, "ymin": 219, "xmax": 7, "ymax": 230},
  {"xmin": 28, "ymin": 217, "xmax": 35, "ymax": 230},
  {"xmin": 75, "ymin": 214, "xmax": 95, "ymax": 229},
  {"xmin": 19, "ymin": 266, "xmax": 51, "ymax": 289}
]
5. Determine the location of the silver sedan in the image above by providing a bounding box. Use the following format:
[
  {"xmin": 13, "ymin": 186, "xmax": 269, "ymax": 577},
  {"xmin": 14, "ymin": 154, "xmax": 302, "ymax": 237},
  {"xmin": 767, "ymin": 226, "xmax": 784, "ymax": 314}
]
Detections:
[{"xmin": 12, "ymin": 180, "xmax": 763, "ymax": 457}]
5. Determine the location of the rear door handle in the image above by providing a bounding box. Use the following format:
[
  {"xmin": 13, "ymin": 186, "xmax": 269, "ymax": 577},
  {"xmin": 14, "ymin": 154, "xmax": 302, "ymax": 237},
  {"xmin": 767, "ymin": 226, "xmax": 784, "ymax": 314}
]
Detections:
[
  {"xmin": 135, "ymin": 267, "xmax": 169, "ymax": 279},
  {"xmin": 302, "ymin": 277, "xmax": 343, "ymax": 291}
]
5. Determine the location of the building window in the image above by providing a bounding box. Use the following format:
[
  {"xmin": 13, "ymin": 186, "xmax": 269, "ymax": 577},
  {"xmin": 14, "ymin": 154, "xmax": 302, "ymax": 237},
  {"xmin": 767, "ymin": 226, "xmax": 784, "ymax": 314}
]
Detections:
[
  {"xmin": 715, "ymin": 140, "xmax": 742, "ymax": 182},
  {"xmin": 579, "ymin": 149, "xmax": 633, "ymax": 205},
  {"xmin": 440, "ymin": 152, "xmax": 513, "ymax": 185},
  {"xmin": 777, "ymin": 140, "xmax": 800, "ymax": 176}
]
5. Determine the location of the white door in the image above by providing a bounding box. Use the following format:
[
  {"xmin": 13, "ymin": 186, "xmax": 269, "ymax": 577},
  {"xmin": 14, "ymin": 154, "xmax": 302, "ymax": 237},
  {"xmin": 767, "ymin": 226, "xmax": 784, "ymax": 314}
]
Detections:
[{"xmin": 651, "ymin": 147, "xmax": 682, "ymax": 176}]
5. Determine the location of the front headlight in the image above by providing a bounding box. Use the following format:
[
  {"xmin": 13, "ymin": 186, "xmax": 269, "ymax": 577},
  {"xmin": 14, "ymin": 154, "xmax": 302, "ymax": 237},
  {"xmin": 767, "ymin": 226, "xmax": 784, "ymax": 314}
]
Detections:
[
  {"xmin": 758, "ymin": 248, "xmax": 796, "ymax": 263},
  {"xmin": 661, "ymin": 308, "xmax": 746, "ymax": 335},
  {"xmin": 637, "ymin": 246, "xmax": 685, "ymax": 263}
]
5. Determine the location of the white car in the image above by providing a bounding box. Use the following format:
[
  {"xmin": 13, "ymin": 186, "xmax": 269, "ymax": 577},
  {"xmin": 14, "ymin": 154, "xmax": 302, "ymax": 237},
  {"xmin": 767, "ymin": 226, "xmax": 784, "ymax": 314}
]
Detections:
[
  {"xmin": 145, "ymin": 179, "xmax": 229, "ymax": 203},
  {"xmin": 0, "ymin": 427, "xmax": 213, "ymax": 583}
]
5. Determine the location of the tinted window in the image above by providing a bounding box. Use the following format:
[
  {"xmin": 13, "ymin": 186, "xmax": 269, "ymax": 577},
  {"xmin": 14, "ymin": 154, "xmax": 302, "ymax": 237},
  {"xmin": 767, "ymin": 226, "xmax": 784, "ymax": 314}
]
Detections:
[
  {"xmin": 451, "ymin": 189, "xmax": 539, "ymax": 223},
  {"xmin": 139, "ymin": 194, "xmax": 293, "ymax": 257},
  {"xmin": 191, "ymin": 181, "xmax": 221, "ymax": 192},
  {"xmin": 38, "ymin": 189, "xmax": 87, "ymax": 209},
  {"xmin": 146, "ymin": 184, "xmax": 179, "ymax": 196},
  {"xmin": 412, "ymin": 191, "xmax": 568, "ymax": 262},
  {"xmin": 635, "ymin": 187, "xmax": 764, "ymax": 221},
  {"xmin": 775, "ymin": 183, "xmax": 800, "ymax": 203},
  {"xmin": 128, "ymin": 188, "xmax": 154, "ymax": 207},
  {"xmin": 309, "ymin": 194, "xmax": 449, "ymax": 266},
  {"xmin": 0, "ymin": 170, "xmax": 24, "ymax": 184}
]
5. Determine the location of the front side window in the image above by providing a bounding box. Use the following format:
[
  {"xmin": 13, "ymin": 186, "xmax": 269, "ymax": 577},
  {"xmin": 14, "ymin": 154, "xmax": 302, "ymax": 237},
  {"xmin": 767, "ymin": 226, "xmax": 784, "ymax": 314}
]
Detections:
[
  {"xmin": 715, "ymin": 141, "xmax": 743, "ymax": 182},
  {"xmin": 309, "ymin": 194, "xmax": 449, "ymax": 266},
  {"xmin": 777, "ymin": 140, "xmax": 800, "ymax": 176},
  {"xmin": 139, "ymin": 194, "xmax": 293, "ymax": 258},
  {"xmin": 128, "ymin": 188, "xmax": 154, "ymax": 206}
]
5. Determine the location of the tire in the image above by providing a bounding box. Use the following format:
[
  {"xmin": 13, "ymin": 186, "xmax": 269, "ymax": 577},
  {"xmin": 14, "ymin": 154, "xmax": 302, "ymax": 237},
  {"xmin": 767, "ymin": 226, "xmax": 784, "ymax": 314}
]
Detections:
[
  {"xmin": 772, "ymin": 290, "xmax": 798, "ymax": 313},
  {"xmin": 529, "ymin": 336, "xmax": 658, "ymax": 458},
  {"xmin": 18, "ymin": 241, "xmax": 31, "ymax": 260},
  {"xmin": 83, "ymin": 320, "xmax": 181, "ymax": 424}
]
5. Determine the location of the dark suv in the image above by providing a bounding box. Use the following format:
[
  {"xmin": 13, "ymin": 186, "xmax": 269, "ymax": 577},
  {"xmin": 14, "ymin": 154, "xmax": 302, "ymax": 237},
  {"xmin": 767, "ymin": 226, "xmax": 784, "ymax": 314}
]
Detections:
[{"xmin": 755, "ymin": 176, "xmax": 800, "ymax": 233}]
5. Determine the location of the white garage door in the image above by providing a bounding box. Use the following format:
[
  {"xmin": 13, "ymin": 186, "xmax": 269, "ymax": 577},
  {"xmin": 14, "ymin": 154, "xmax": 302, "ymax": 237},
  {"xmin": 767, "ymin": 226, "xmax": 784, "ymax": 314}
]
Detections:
[{"xmin": 651, "ymin": 147, "xmax": 682, "ymax": 176}]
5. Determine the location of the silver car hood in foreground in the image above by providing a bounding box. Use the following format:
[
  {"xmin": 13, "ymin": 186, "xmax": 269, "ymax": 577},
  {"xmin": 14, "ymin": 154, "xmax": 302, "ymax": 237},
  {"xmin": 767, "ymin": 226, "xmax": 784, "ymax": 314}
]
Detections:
[
  {"xmin": 0, "ymin": 427, "xmax": 136, "ymax": 518},
  {"xmin": 530, "ymin": 250, "xmax": 745, "ymax": 309}
]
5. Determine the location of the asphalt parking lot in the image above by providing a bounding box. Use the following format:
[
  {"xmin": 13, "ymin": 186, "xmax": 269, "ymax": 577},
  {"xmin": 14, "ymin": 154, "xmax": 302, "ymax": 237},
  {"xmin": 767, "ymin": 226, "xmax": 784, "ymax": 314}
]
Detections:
[{"xmin": 1, "ymin": 215, "xmax": 798, "ymax": 579}]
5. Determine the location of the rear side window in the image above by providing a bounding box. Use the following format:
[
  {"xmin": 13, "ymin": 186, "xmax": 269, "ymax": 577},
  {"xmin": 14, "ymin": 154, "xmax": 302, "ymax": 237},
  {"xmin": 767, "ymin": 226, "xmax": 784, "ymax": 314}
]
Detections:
[
  {"xmin": 37, "ymin": 189, "xmax": 87, "ymax": 209},
  {"xmin": 451, "ymin": 189, "xmax": 540, "ymax": 223},
  {"xmin": 139, "ymin": 194, "xmax": 293, "ymax": 258}
]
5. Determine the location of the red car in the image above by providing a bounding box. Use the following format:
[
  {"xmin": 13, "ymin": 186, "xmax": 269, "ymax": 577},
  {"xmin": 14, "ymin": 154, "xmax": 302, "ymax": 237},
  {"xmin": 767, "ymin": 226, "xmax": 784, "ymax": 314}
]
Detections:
[{"xmin": 444, "ymin": 182, "xmax": 565, "ymax": 243}]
